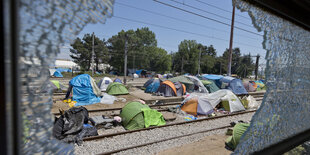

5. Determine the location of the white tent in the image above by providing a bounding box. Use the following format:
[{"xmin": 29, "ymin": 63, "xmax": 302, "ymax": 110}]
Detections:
[
  {"xmin": 205, "ymin": 89, "xmax": 245, "ymax": 112},
  {"xmin": 98, "ymin": 77, "xmax": 113, "ymax": 91}
]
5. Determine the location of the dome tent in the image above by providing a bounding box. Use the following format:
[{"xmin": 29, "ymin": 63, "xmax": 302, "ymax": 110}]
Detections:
[
  {"xmin": 67, "ymin": 74, "xmax": 101, "ymax": 106},
  {"xmin": 143, "ymin": 78, "xmax": 162, "ymax": 93},
  {"xmin": 120, "ymin": 101, "xmax": 166, "ymax": 130},
  {"xmin": 156, "ymin": 80, "xmax": 186, "ymax": 97},
  {"xmin": 220, "ymin": 76, "xmax": 248, "ymax": 95},
  {"xmin": 97, "ymin": 77, "xmax": 113, "ymax": 91},
  {"xmin": 106, "ymin": 82, "xmax": 129, "ymax": 95},
  {"xmin": 181, "ymin": 90, "xmax": 245, "ymax": 115},
  {"xmin": 181, "ymin": 94, "xmax": 214, "ymax": 116},
  {"xmin": 201, "ymin": 79, "xmax": 220, "ymax": 93},
  {"xmin": 53, "ymin": 70, "xmax": 63, "ymax": 77}
]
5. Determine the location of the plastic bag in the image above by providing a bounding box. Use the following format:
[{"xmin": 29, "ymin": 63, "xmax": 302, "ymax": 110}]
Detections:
[
  {"xmin": 247, "ymin": 95, "xmax": 260, "ymax": 109},
  {"xmin": 100, "ymin": 93, "xmax": 116, "ymax": 104}
]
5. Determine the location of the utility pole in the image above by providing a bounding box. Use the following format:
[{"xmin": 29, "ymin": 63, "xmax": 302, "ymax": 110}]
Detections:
[
  {"xmin": 198, "ymin": 48, "xmax": 202, "ymax": 75},
  {"xmin": 132, "ymin": 51, "xmax": 135, "ymax": 72},
  {"xmin": 220, "ymin": 62, "xmax": 222, "ymax": 75},
  {"xmin": 227, "ymin": 3, "xmax": 235, "ymax": 76},
  {"xmin": 124, "ymin": 34, "xmax": 128, "ymax": 85},
  {"xmin": 91, "ymin": 32, "xmax": 95, "ymax": 76},
  {"xmin": 255, "ymin": 54, "xmax": 260, "ymax": 80}
]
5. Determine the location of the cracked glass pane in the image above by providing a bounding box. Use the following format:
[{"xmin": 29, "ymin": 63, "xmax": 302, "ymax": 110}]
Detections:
[
  {"xmin": 233, "ymin": 0, "xmax": 310, "ymax": 154},
  {"xmin": 20, "ymin": 0, "xmax": 114, "ymax": 153}
]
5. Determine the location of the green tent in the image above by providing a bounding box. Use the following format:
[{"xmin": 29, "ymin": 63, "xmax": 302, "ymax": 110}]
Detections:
[
  {"xmin": 169, "ymin": 76, "xmax": 194, "ymax": 92},
  {"xmin": 120, "ymin": 102, "xmax": 166, "ymax": 130},
  {"xmin": 50, "ymin": 80, "xmax": 67, "ymax": 92},
  {"xmin": 201, "ymin": 80, "xmax": 220, "ymax": 93},
  {"xmin": 226, "ymin": 123, "xmax": 250, "ymax": 150},
  {"xmin": 106, "ymin": 82, "xmax": 129, "ymax": 95}
]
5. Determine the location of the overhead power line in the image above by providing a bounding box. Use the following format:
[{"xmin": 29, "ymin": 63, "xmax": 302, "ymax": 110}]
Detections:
[
  {"xmin": 168, "ymin": 0, "xmax": 253, "ymax": 28},
  {"xmin": 153, "ymin": 0, "xmax": 263, "ymax": 37},
  {"xmin": 113, "ymin": 15, "xmax": 262, "ymax": 48},
  {"xmin": 194, "ymin": 0, "xmax": 252, "ymax": 20},
  {"xmin": 116, "ymin": 2, "xmax": 259, "ymax": 41}
]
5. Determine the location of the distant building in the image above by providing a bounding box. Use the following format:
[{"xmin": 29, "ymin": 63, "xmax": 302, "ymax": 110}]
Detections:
[{"xmin": 54, "ymin": 59, "xmax": 79, "ymax": 69}]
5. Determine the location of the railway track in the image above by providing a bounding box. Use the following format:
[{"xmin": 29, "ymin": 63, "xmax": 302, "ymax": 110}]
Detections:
[
  {"xmin": 52, "ymin": 102, "xmax": 181, "ymax": 116},
  {"xmin": 80, "ymin": 110, "xmax": 256, "ymax": 155}
]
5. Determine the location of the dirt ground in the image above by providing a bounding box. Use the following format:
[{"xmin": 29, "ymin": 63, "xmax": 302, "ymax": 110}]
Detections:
[
  {"xmin": 156, "ymin": 134, "xmax": 232, "ymax": 155},
  {"xmin": 51, "ymin": 94, "xmax": 137, "ymax": 113}
]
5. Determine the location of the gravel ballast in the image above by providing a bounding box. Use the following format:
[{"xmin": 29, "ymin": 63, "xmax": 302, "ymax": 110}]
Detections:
[{"xmin": 75, "ymin": 112, "xmax": 254, "ymax": 155}]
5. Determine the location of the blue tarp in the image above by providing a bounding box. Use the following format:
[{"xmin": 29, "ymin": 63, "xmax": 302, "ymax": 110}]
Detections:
[
  {"xmin": 202, "ymin": 74, "xmax": 223, "ymax": 80},
  {"xmin": 53, "ymin": 71, "xmax": 63, "ymax": 77},
  {"xmin": 220, "ymin": 76, "xmax": 248, "ymax": 95},
  {"xmin": 69, "ymin": 74, "xmax": 101, "ymax": 106},
  {"xmin": 145, "ymin": 79, "xmax": 161, "ymax": 93},
  {"xmin": 56, "ymin": 68, "xmax": 71, "ymax": 72},
  {"xmin": 136, "ymin": 70, "xmax": 143, "ymax": 75},
  {"xmin": 202, "ymin": 74, "xmax": 223, "ymax": 88}
]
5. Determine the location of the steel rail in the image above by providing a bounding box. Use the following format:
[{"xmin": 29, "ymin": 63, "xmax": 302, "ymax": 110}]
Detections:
[
  {"xmin": 98, "ymin": 125, "xmax": 232, "ymax": 155},
  {"xmin": 52, "ymin": 102, "xmax": 181, "ymax": 115},
  {"xmin": 84, "ymin": 109, "xmax": 256, "ymax": 141}
]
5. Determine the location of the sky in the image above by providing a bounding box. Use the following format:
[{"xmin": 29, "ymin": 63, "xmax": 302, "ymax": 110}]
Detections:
[{"xmin": 58, "ymin": 0, "xmax": 266, "ymax": 65}]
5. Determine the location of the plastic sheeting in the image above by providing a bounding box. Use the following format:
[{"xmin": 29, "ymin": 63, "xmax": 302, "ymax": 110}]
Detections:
[
  {"xmin": 20, "ymin": 0, "xmax": 114, "ymax": 153},
  {"xmin": 70, "ymin": 74, "xmax": 101, "ymax": 106},
  {"xmin": 233, "ymin": 0, "xmax": 310, "ymax": 154}
]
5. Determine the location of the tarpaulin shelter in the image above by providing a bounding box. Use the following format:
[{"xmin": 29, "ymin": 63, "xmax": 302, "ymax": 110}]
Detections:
[
  {"xmin": 249, "ymin": 81, "xmax": 258, "ymax": 89},
  {"xmin": 120, "ymin": 102, "xmax": 166, "ymax": 130},
  {"xmin": 201, "ymin": 80, "xmax": 220, "ymax": 93},
  {"xmin": 243, "ymin": 81, "xmax": 256, "ymax": 92},
  {"xmin": 220, "ymin": 76, "xmax": 248, "ymax": 95},
  {"xmin": 67, "ymin": 74, "xmax": 101, "ymax": 106},
  {"xmin": 157, "ymin": 80, "xmax": 185, "ymax": 97},
  {"xmin": 106, "ymin": 82, "xmax": 129, "ymax": 95},
  {"xmin": 53, "ymin": 70, "xmax": 63, "ymax": 77},
  {"xmin": 143, "ymin": 78, "xmax": 162, "ymax": 93},
  {"xmin": 201, "ymin": 74, "xmax": 223, "ymax": 88},
  {"xmin": 98, "ymin": 77, "xmax": 113, "ymax": 91}
]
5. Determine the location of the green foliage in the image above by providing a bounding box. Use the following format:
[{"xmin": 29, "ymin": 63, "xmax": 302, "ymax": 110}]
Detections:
[
  {"xmin": 70, "ymin": 34, "xmax": 109, "ymax": 71},
  {"xmin": 107, "ymin": 27, "xmax": 171, "ymax": 73},
  {"xmin": 172, "ymin": 40, "xmax": 218, "ymax": 75}
]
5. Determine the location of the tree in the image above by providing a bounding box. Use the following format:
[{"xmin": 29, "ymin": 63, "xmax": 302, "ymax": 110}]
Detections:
[
  {"xmin": 70, "ymin": 34, "xmax": 108, "ymax": 71},
  {"xmin": 236, "ymin": 54, "xmax": 255, "ymax": 78},
  {"xmin": 221, "ymin": 48, "xmax": 242, "ymax": 74},
  {"xmin": 108, "ymin": 27, "xmax": 171, "ymax": 74}
]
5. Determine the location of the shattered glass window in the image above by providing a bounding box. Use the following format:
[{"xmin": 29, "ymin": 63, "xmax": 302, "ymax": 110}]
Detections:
[
  {"xmin": 233, "ymin": 0, "xmax": 310, "ymax": 154},
  {"xmin": 20, "ymin": 0, "xmax": 115, "ymax": 153}
]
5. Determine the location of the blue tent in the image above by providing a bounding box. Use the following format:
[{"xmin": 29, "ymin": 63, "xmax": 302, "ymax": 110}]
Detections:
[
  {"xmin": 136, "ymin": 70, "xmax": 143, "ymax": 75},
  {"xmin": 114, "ymin": 78, "xmax": 122, "ymax": 83},
  {"xmin": 53, "ymin": 70, "xmax": 63, "ymax": 77},
  {"xmin": 220, "ymin": 76, "xmax": 248, "ymax": 95},
  {"xmin": 69, "ymin": 74, "xmax": 101, "ymax": 106},
  {"xmin": 144, "ymin": 78, "xmax": 161, "ymax": 93},
  {"xmin": 202, "ymin": 74, "xmax": 223, "ymax": 88}
]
